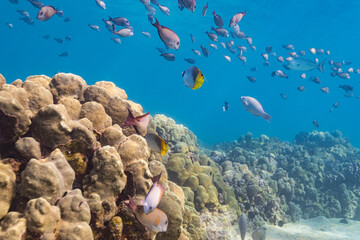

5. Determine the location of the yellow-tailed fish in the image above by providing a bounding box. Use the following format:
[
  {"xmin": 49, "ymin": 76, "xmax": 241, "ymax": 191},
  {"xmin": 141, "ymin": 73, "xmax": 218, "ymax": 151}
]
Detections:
[
  {"xmin": 128, "ymin": 196, "xmax": 168, "ymax": 232},
  {"xmin": 144, "ymin": 133, "xmax": 169, "ymax": 156},
  {"xmin": 141, "ymin": 173, "xmax": 164, "ymax": 215},
  {"xmin": 182, "ymin": 66, "xmax": 205, "ymax": 90}
]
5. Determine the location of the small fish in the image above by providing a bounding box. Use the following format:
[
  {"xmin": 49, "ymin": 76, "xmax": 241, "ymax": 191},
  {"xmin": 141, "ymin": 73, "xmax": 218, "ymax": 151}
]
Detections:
[
  {"xmin": 128, "ymin": 196, "xmax": 168, "ymax": 232},
  {"xmin": 238, "ymin": 55, "xmax": 246, "ymax": 63},
  {"xmin": 277, "ymin": 56, "xmax": 284, "ymax": 62},
  {"xmin": 355, "ymin": 69, "xmax": 360, "ymax": 74},
  {"xmin": 65, "ymin": 36, "xmax": 72, "ymax": 41},
  {"xmin": 328, "ymin": 60, "xmax": 334, "ymax": 65},
  {"xmin": 42, "ymin": 34, "xmax": 50, "ymax": 39},
  {"xmin": 152, "ymin": 18, "xmax": 180, "ymax": 50},
  {"xmin": 325, "ymin": 50, "xmax": 330, "ymax": 55},
  {"xmin": 265, "ymin": 46, "xmax": 272, "ymax": 53},
  {"xmin": 309, "ymin": 48, "xmax": 316, "ymax": 54},
  {"xmin": 241, "ymin": 97, "xmax": 271, "ymax": 122},
  {"xmin": 6, "ymin": 22, "xmax": 14, "ymax": 28},
  {"xmin": 145, "ymin": 4, "xmax": 156, "ymax": 15},
  {"xmin": 283, "ymin": 44, "xmax": 294, "ymax": 50},
  {"xmin": 157, "ymin": 3, "xmax": 170, "ymax": 15},
  {"xmin": 345, "ymin": 92, "xmax": 354, "ymax": 98},
  {"xmin": 95, "ymin": 0, "xmax": 106, "ymax": 9},
  {"xmin": 59, "ymin": 52, "xmax": 69, "ymax": 57},
  {"xmin": 334, "ymin": 62, "xmax": 342, "ymax": 68},
  {"xmin": 342, "ymin": 60, "xmax": 352, "ymax": 65},
  {"xmin": 140, "ymin": 0, "xmax": 151, "ymax": 5},
  {"xmin": 333, "ymin": 102, "xmax": 339, "ymax": 108},
  {"xmin": 160, "ymin": 53, "xmax": 176, "ymax": 61},
  {"xmin": 321, "ymin": 87, "xmax": 329, "ymax": 93},
  {"xmin": 103, "ymin": 19, "xmax": 115, "ymax": 32},
  {"xmin": 108, "ymin": 17, "xmax": 130, "ymax": 27},
  {"xmin": 347, "ymin": 68, "xmax": 354, "ymax": 73},
  {"xmin": 250, "ymin": 67, "xmax": 257, "ymax": 72},
  {"xmin": 223, "ymin": 101, "xmax": 229, "ymax": 111},
  {"xmin": 208, "ymin": 43, "xmax": 217, "ymax": 49},
  {"xmin": 20, "ymin": 16, "xmax": 34, "ymax": 25},
  {"xmin": 285, "ymin": 58, "xmax": 325, "ymax": 72},
  {"xmin": 316, "ymin": 48, "xmax": 324, "ymax": 54},
  {"xmin": 223, "ymin": 55, "xmax": 231, "ymax": 62},
  {"xmin": 200, "ymin": 46, "xmax": 209, "ymax": 58},
  {"xmin": 211, "ymin": 27, "xmax": 229, "ymax": 37},
  {"xmin": 338, "ymin": 85, "xmax": 353, "ymax": 92},
  {"xmin": 190, "ymin": 33, "xmax": 195, "ymax": 43},
  {"xmin": 298, "ymin": 50, "xmax": 306, "ymax": 56},
  {"xmin": 263, "ymin": 61, "xmax": 270, "ymax": 66},
  {"xmin": 113, "ymin": 28, "xmax": 134, "ymax": 37},
  {"xmin": 202, "ymin": 2, "xmax": 208, "ymax": 16},
  {"xmin": 229, "ymin": 11, "xmax": 246, "ymax": 27},
  {"xmin": 261, "ymin": 53, "xmax": 268, "ymax": 61},
  {"xmin": 247, "ymin": 76, "xmax": 256, "ymax": 83},
  {"xmin": 297, "ymin": 86, "xmax": 305, "ymax": 92},
  {"xmin": 56, "ymin": 10, "xmax": 64, "ymax": 17},
  {"xmin": 28, "ymin": 0, "xmax": 44, "ymax": 9},
  {"xmin": 205, "ymin": 31, "xmax": 218, "ymax": 42},
  {"xmin": 142, "ymin": 173, "xmax": 165, "ymax": 214},
  {"xmin": 142, "ymin": 32, "xmax": 151, "ymax": 38},
  {"xmin": 285, "ymin": 56, "xmax": 293, "ymax": 62},
  {"xmin": 335, "ymin": 72, "xmax": 350, "ymax": 79},
  {"xmin": 238, "ymin": 213, "xmax": 248, "ymax": 240},
  {"xmin": 184, "ymin": 58, "xmax": 195, "ymax": 64},
  {"xmin": 182, "ymin": 66, "xmax": 205, "ymax": 90},
  {"xmin": 280, "ymin": 93, "xmax": 287, "ymax": 99},
  {"xmin": 88, "ymin": 24, "xmax": 100, "ymax": 31},
  {"xmin": 17, "ymin": 10, "xmax": 30, "ymax": 17},
  {"xmin": 313, "ymin": 120, "xmax": 319, "ymax": 128},
  {"xmin": 272, "ymin": 70, "xmax": 288, "ymax": 79},
  {"xmin": 252, "ymin": 227, "xmax": 266, "ymax": 240},
  {"xmin": 212, "ymin": 10, "xmax": 223, "ymax": 27},
  {"xmin": 309, "ymin": 76, "xmax": 321, "ymax": 84},
  {"xmin": 54, "ymin": 38, "xmax": 64, "ymax": 44},
  {"xmin": 178, "ymin": 0, "xmax": 196, "ymax": 13},
  {"xmin": 122, "ymin": 109, "xmax": 150, "ymax": 136},
  {"xmin": 37, "ymin": 6, "xmax": 58, "ymax": 21},
  {"xmin": 288, "ymin": 52, "xmax": 297, "ymax": 57},
  {"xmin": 64, "ymin": 16, "xmax": 71, "ymax": 22},
  {"xmin": 246, "ymin": 36, "xmax": 252, "ymax": 45},
  {"xmin": 148, "ymin": 14, "xmax": 155, "ymax": 24},
  {"xmin": 192, "ymin": 49, "xmax": 201, "ymax": 56},
  {"xmin": 300, "ymin": 73, "xmax": 306, "ymax": 79},
  {"xmin": 111, "ymin": 38, "xmax": 122, "ymax": 44},
  {"xmin": 156, "ymin": 48, "xmax": 166, "ymax": 53}
]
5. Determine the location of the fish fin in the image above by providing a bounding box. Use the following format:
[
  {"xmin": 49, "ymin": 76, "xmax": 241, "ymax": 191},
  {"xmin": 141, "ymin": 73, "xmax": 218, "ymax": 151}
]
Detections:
[
  {"xmin": 212, "ymin": 10, "xmax": 216, "ymax": 16},
  {"xmin": 139, "ymin": 199, "xmax": 145, "ymax": 206},
  {"xmin": 152, "ymin": 18, "xmax": 162, "ymax": 31},
  {"xmin": 151, "ymin": 173, "xmax": 162, "ymax": 184},
  {"xmin": 318, "ymin": 58, "xmax": 326, "ymax": 72},
  {"xmin": 108, "ymin": 16, "xmax": 113, "ymax": 21},
  {"xmin": 263, "ymin": 113, "xmax": 272, "ymax": 122},
  {"xmin": 122, "ymin": 108, "xmax": 135, "ymax": 127},
  {"xmin": 127, "ymin": 195, "xmax": 137, "ymax": 212},
  {"xmin": 133, "ymin": 112, "xmax": 150, "ymax": 135},
  {"xmin": 155, "ymin": 215, "xmax": 160, "ymax": 226}
]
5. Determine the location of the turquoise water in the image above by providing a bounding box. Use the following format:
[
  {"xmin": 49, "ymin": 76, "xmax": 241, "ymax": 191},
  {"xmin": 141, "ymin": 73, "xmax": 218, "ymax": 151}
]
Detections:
[{"xmin": 1, "ymin": 0, "xmax": 360, "ymax": 147}]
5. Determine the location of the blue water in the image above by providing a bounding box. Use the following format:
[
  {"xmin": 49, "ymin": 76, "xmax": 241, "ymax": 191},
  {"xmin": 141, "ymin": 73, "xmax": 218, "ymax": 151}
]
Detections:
[{"xmin": 1, "ymin": 0, "xmax": 360, "ymax": 147}]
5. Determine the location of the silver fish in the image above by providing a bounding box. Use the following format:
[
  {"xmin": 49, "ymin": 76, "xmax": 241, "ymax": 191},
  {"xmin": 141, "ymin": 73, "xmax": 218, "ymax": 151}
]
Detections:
[
  {"xmin": 160, "ymin": 53, "xmax": 175, "ymax": 61},
  {"xmin": 285, "ymin": 58, "xmax": 325, "ymax": 72},
  {"xmin": 88, "ymin": 24, "xmax": 100, "ymax": 31},
  {"xmin": 211, "ymin": 26, "xmax": 229, "ymax": 37},
  {"xmin": 229, "ymin": 11, "xmax": 246, "ymax": 27},
  {"xmin": 212, "ymin": 10, "xmax": 223, "ymax": 27},
  {"xmin": 238, "ymin": 213, "xmax": 247, "ymax": 240},
  {"xmin": 205, "ymin": 31, "xmax": 218, "ymax": 42}
]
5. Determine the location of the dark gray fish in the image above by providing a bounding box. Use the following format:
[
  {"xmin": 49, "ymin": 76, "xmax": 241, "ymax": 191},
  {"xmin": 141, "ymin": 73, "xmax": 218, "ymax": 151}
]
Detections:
[
  {"xmin": 263, "ymin": 61, "xmax": 270, "ymax": 66},
  {"xmin": 313, "ymin": 120, "xmax": 319, "ymax": 128},
  {"xmin": 333, "ymin": 102, "xmax": 339, "ymax": 108},
  {"xmin": 64, "ymin": 16, "xmax": 71, "ymax": 22},
  {"xmin": 59, "ymin": 52, "xmax": 69, "ymax": 57},
  {"xmin": 309, "ymin": 76, "xmax": 321, "ymax": 84},
  {"xmin": 178, "ymin": 0, "xmax": 196, "ymax": 13},
  {"xmin": 17, "ymin": 10, "xmax": 30, "ymax": 17},
  {"xmin": 342, "ymin": 60, "xmax": 352, "ymax": 65},
  {"xmin": 211, "ymin": 26, "xmax": 229, "ymax": 37},
  {"xmin": 247, "ymin": 76, "xmax": 256, "ymax": 83},
  {"xmin": 336, "ymin": 72, "xmax": 350, "ymax": 79},
  {"xmin": 238, "ymin": 213, "xmax": 247, "ymax": 240},
  {"xmin": 190, "ymin": 34, "xmax": 195, "ymax": 43},
  {"xmin": 184, "ymin": 58, "xmax": 196, "ymax": 64},
  {"xmin": 65, "ymin": 36, "xmax": 72, "ymax": 41},
  {"xmin": 202, "ymin": 2, "xmax": 208, "ymax": 16},
  {"xmin": 265, "ymin": 46, "xmax": 272, "ymax": 53},
  {"xmin": 280, "ymin": 93, "xmax": 287, "ymax": 99},
  {"xmin": 212, "ymin": 10, "xmax": 223, "ymax": 27},
  {"xmin": 160, "ymin": 53, "xmax": 176, "ymax": 61},
  {"xmin": 285, "ymin": 58, "xmax": 325, "ymax": 72},
  {"xmin": 205, "ymin": 31, "xmax": 218, "ymax": 42},
  {"xmin": 42, "ymin": 34, "xmax": 50, "ymax": 39},
  {"xmin": 334, "ymin": 62, "xmax": 342, "ymax": 68},
  {"xmin": 223, "ymin": 101, "xmax": 229, "ymax": 111},
  {"xmin": 227, "ymin": 47, "xmax": 237, "ymax": 54},
  {"xmin": 297, "ymin": 86, "xmax": 305, "ymax": 92},
  {"xmin": 28, "ymin": 0, "xmax": 44, "ymax": 9},
  {"xmin": 103, "ymin": 19, "xmax": 115, "ymax": 32},
  {"xmin": 19, "ymin": 16, "xmax": 34, "ymax": 25},
  {"xmin": 200, "ymin": 46, "xmax": 209, "ymax": 57},
  {"xmin": 108, "ymin": 16, "xmax": 130, "ymax": 27},
  {"xmin": 339, "ymin": 85, "xmax": 353, "ymax": 92},
  {"xmin": 54, "ymin": 38, "xmax": 64, "ymax": 44},
  {"xmin": 151, "ymin": 0, "xmax": 158, "ymax": 4}
]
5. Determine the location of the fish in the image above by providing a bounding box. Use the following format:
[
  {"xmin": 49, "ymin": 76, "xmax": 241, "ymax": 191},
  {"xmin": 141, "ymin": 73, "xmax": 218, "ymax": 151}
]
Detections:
[
  {"xmin": 190, "ymin": 34, "xmax": 196, "ymax": 43},
  {"xmin": 42, "ymin": 34, "xmax": 50, "ymax": 39},
  {"xmin": 88, "ymin": 24, "xmax": 100, "ymax": 31},
  {"xmin": 64, "ymin": 16, "xmax": 71, "ymax": 22},
  {"xmin": 142, "ymin": 32, "xmax": 151, "ymax": 38},
  {"xmin": 285, "ymin": 58, "xmax": 325, "ymax": 72},
  {"xmin": 240, "ymin": 97, "xmax": 271, "ymax": 122},
  {"xmin": 113, "ymin": 28, "xmax": 134, "ymax": 37},
  {"xmin": 211, "ymin": 27, "xmax": 229, "ymax": 37},
  {"xmin": 140, "ymin": 0, "xmax": 151, "ymax": 5},
  {"xmin": 309, "ymin": 76, "xmax": 321, "ymax": 84},
  {"xmin": 17, "ymin": 10, "xmax": 30, "ymax": 17},
  {"xmin": 283, "ymin": 44, "xmax": 294, "ymax": 50},
  {"xmin": 223, "ymin": 101, "xmax": 229, "ymax": 111},
  {"xmin": 202, "ymin": 2, "xmax": 208, "ymax": 16},
  {"xmin": 316, "ymin": 48, "xmax": 324, "ymax": 54},
  {"xmin": 288, "ymin": 52, "xmax": 297, "ymax": 57},
  {"xmin": 335, "ymin": 72, "xmax": 350, "ymax": 79},
  {"xmin": 263, "ymin": 61, "xmax": 270, "ymax": 66},
  {"xmin": 148, "ymin": 14, "xmax": 155, "ymax": 24},
  {"xmin": 299, "ymin": 50, "xmax": 306, "ymax": 56},
  {"xmin": 223, "ymin": 55, "xmax": 231, "ymax": 62},
  {"xmin": 328, "ymin": 60, "xmax": 334, "ymax": 65},
  {"xmin": 326, "ymin": 50, "xmax": 331, "ymax": 55},
  {"xmin": 297, "ymin": 86, "xmax": 305, "ymax": 92},
  {"xmin": 122, "ymin": 109, "xmax": 150, "ymax": 136},
  {"xmin": 184, "ymin": 58, "xmax": 196, "ymax": 64},
  {"xmin": 37, "ymin": 6, "xmax": 58, "ymax": 21},
  {"xmin": 285, "ymin": 57, "xmax": 293, "ymax": 62},
  {"xmin": 238, "ymin": 213, "xmax": 247, "ymax": 240},
  {"xmin": 313, "ymin": 120, "xmax": 319, "ymax": 128},
  {"xmin": 246, "ymin": 36, "xmax": 252, "ymax": 45},
  {"xmin": 178, "ymin": 0, "xmax": 196, "ymax": 13},
  {"xmin": 111, "ymin": 38, "xmax": 121, "ymax": 44},
  {"xmin": 6, "ymin": 22, "xmax": 14, "ymax": 29},
  {"xmin": 160, "ymin": 53, "xmax": 176, "ymax": 61},
  {"xmin": 128, "ymin": 196, "xmax": 168, "ymax": 232},
  {"xmin": 247, "ymin": 76, "xmax": 256, "ymax": 83},
  {"xmin": 156, "ymin": 48, "xmax": 166, "ymax": 54},
  {"xmin": 219, "ymin": 42, "xmax": 226, "ymax": 48},
  {"xmin": 229, "ymin": 11, "xmax": 246, "ymax": 27},
  {"xmin": 277, "ymin": 56, "xmax": 284, "ymax": 62},
  {"xmin": 342, "ymin": 60, "xmax": 352, "ymax": 65},
  {"xmin": 309, "ymin": 48, "xmax": 316, "ymax": 54},
  {"xmin": 208, "ymin": 44, "xmax": 217, "ymax": 49},
  {"xmin": 59, "ymin": 52, "xmax": 69, "ymax": 57},
  {"xmin": 262, "ymin": 53, "xmax": 269, "ymax": 61},
  {"xmin": 333, "ymin": 102, "xmax": 339, "ymax": 108},
  {"xmin": 200, "ymin": 46, "xmax": 209, "ymax": 58},
  {"xmin": 280, "ymin": 93, "xmax": 287, "ymax": 99},
  {"xmin": 321, "ymin": 87, "xmax": 329, "ymax": 93},
  {"xmin": 250, "ymin": 67, "xmax": 257, "ymax": 72},
  {"xmin": 152, "ymin": 18, "xmax": 180, "ymax": 50},
  {"xmin": 205, "ymin": 31, "xmax": 218, "ymax": 42},
  {"xmin": 144, "ymin": 135, "xmax": 167, "ymax": 156},
  {"xmin": 65, "ymin": 36, "xmax": 72, "ymax": 41},
  {"xmin": 300, "ymin": 73, "xmax": 306, "ymax": 79},
  {"xmin": 54, "ymin": 38, "xmax": 64, "ymax": 44},
  {"xmin": 20, "ymin": 16, "xmax": 34, "ymax": 25},
  {"xmin": 182, "ymin": 66, "xmax": 205, "ymax": 90},
  {"xmin": 192, "ymin": 49, "xmax": 201, "ymax": 56},
  {"xmin": 158, "ymin": 3, "xmax": 170, "ymax": 15},
  {"xmin": 252, "ymin": 227, "xmax": 266, "ymax": 240},
  {"xmin": 28, "ymin": 0, "xmax": 44, "ymax": 9},
  {"xmin": 272, "ymin": 70, "xmax": 288, "ymax": 79},
  {"xmin": 334, "ymin": 62, "xmax": 342, "ymax": 68},
  {"xmin": 345, "ymin": 92, "xmax": 354, "ymax": 98},
  {"xmin": 95, "ymin": 0, "xmax": 106, "ymax": 9},
  {"xmin": 212, "ymin": 10, "xmax": 223, "ymax": 27},
  {"xmin": 347, "ymin": 68, "xmax": 354, "ymax": 73},
  {"xmin": 339, "ymin": 85, "xmax": 353, "ymax": 92},
  {"xmin": 56, "ymin": 10, "xmax": 64, "ymax": 17},
  {"xmin": 355, "ymin": 69, "xmax": 360, "ymax": 74},
  {"xmin": 265, "ymin": 46, "xmax": 272, "ymax": 53},
  {"xmin": 108, "ymin": 17, "xmax": 130, "ymax": 27},
  {"xmin": 238, "ymin": 55, "xmax": 246, "ymax": 63},
  {"xmin": 142, "ymin": 173, "xmax": 165, "ymax": 214}
]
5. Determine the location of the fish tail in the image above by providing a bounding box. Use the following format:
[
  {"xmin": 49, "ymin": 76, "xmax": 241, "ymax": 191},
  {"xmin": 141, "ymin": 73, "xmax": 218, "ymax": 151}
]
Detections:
[
  {"xmin": 122, "ymin": 108, "xmax": 135, "ymax": 127},
  {"xmin": 271, "ymin": 71, "xmax": 275, "ymax": 77},
  {"xmin": 127, "ymin": 195, "xmax": 137, "ymax": 212},
  {"xmin": 152, "ymin": 18, "xmax": 161, "ymax": 29},
  {"xmin": 263, "ymin": 113, "xmax": 272, "ymax": 122},
  {"xmin": 212, "ymin": 10, "xmax": 215, "ymax": 16},
  {"xmin": 151, "ymin": 173, "xmax": 162, "ymax": 184},
  {"xmin": 318, "ymin": 58, "xmax": 326, "ymax": 72},
  {"xmin": 108, "ymin": 16, "xmax": 113, "ymax": 21}
]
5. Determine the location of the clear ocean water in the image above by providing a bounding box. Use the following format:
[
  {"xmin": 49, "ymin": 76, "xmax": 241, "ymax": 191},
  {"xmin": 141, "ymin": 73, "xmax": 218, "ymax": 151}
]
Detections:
[{"xmin": 1, "ymin": 0, "xmax": 360, "ymax": 148}]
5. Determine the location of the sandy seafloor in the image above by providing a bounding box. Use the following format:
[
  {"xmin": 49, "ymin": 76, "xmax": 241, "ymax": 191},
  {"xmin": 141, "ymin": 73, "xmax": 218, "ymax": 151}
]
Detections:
[{"xmin": 241, "ymin": 216, "xmax": 360, "ymax": 240}]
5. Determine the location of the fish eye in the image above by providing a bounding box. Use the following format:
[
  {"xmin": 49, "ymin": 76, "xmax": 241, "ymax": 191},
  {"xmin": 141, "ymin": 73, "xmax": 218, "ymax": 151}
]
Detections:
[
  {"xmin": 149, "ymin": 206, "xmax": 153, "ymax": 210},
  {"xmin": 165, "ymin": 220, "xmax": 168, "ymax": 225},
  {"xmin": 176, "ymin": 41, "xmax": 180, "ymax": 45}
]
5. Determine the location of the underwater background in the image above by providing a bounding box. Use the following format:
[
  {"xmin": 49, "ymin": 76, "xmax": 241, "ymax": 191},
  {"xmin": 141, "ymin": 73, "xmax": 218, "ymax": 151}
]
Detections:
[{"xmin": 2, "ymin": 0, "xmax": 360, "ymax": 147}]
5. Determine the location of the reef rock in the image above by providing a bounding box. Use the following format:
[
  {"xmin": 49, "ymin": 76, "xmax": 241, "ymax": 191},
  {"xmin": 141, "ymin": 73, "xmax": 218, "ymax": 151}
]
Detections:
[
  {"xmin": 0, "ymin": 212, "xmax": 26, "ymax": 240},
  {"xmin": 49, "ymin": 73, "xmax": 87, "ymax": 102},
  {"xmin": 0, "ymin": 162, "xmax": 16, "ymax": 219},
  {"xmin": 95, "ymin": 81, "xmax": 127, "ymax": 100},
  {"xmin": 15, "ymin": 137, "xmax": 41, "ymax": 161}
]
